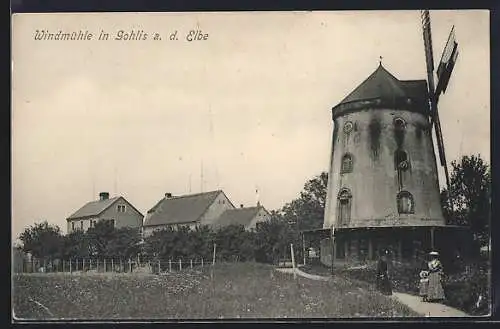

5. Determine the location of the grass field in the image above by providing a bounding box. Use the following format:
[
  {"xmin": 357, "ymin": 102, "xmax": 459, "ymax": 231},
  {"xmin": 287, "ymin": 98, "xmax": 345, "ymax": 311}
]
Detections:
[{"xmin": 13, "ymin": 262, "xmax": 418, "ymax": 320}]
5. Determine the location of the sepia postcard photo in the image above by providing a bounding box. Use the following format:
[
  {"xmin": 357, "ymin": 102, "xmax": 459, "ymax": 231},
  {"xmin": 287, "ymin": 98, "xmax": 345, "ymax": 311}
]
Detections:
[{"xmin": 11, "ymin": 10, "xmax": 491, "ymax": 321}]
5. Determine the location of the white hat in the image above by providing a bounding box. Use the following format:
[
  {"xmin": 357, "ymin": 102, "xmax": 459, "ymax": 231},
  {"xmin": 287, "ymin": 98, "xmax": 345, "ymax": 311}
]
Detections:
[{"xmin": 429, "ymin": 251, "xmax": 439, "ymax": 256}]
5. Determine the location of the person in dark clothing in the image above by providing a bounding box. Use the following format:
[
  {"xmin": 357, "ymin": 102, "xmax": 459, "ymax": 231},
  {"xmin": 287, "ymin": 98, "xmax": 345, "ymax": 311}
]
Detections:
[{"xmin": 376, "ymin": 250, "xmax": 392, "ymax": 295}]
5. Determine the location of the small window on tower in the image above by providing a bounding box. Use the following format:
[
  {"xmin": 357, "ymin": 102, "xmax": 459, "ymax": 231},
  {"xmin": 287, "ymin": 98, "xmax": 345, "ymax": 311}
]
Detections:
[
  {"xmin": 343, "ymin": 121, "xmax": 353, "ymax": 134},
  {"xmin": 394, "ymin": 150, "xmax": 409, "ymax": 171},
  {"xmin": 341, "ymin": 153, "xmax": 354, "ymax": 174},
  {"xmin": 397, "ymin": 191, "xmax": 415, "ymax": 214},
  {"xmin": 394, "ymin": 117, "xmax": 406, "ymax": 130}
]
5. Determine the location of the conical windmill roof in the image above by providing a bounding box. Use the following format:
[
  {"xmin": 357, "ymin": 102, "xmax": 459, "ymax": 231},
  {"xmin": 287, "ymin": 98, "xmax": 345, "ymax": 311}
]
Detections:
[{"xmin": 332, "ymin": 64, "xmax": 429, "ymax": 116}]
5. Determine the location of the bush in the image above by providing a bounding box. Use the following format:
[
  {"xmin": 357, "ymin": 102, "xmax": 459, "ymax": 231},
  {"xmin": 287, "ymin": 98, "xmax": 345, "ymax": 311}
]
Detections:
[{"xmin": 442, "ymin": 262, "xmax": 490, "ymax": 315}]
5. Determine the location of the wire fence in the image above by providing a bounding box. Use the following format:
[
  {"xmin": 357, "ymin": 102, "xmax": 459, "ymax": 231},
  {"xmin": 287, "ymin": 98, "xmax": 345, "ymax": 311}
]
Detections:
[{"xmin": 16, "ymin": 257, "xmax": 214, "ymax": 275}]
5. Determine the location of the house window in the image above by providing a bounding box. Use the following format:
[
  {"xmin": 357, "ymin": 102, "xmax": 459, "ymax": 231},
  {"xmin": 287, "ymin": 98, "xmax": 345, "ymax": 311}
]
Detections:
[
  {"xmin": 343, "ymin": 121, "xmax": 353, "ymax": 134},
  {"xmin": 222, "ymin": 200, "xmax": 225, "ymax": 204},
  {"xmin": 341, "ymin": 153, "xmax": 354, "ymax": 174},
  {"xmin": 117, "ymin": 205, "xmax": 126, "ymax": 213},
  {"xmin": 397, "ymin": 191, "xmax": 415, "ymax": 214},
  {"xmin": 337, "ymin": 188, "xmax": 352, "ymax": 226},
  {"xmin": 80, "ymin": 221, "xmax": 84, "ymax": 230},
  {"xmin": 394, "ymin": 117, "xmax": 406, "ymax": 130},
  {"xmin": 109, "ymin": 219, "xmax": 115, "ymax": 228},
  {"xmin": 71, "ymin": 222, "xmax": 75, "ymax": 231}
]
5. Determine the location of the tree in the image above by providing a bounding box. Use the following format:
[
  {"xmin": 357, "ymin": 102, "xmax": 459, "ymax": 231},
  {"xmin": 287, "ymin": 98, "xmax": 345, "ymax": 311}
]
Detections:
[
  {"xmin": 214, "ymin": 224, "xmax": 255, "ymax": 262},
  {"xmin": 281, "ymin": 172, "xmax": 328, "ymax": 231},
  {"xmin": 255, "ymin": 211, "xmax": 302, "ymax": 264},
  {"xmin": 63, "ymin": 229, "xmax": 91, "ymax": 259},
  {"xmin": 85, "ymin": 220, "xmax": 115, "ymax": 257},
  {"xmin": 441, "ymin": 155, "xmax": 491, "ymax": 246},
  {"xmin": 105, "ymin": 227, "xmax": 141, "ymax": 259},
  {"xmin": 18, "ymin": 221, "xmax": 64, "ymax": 260}
]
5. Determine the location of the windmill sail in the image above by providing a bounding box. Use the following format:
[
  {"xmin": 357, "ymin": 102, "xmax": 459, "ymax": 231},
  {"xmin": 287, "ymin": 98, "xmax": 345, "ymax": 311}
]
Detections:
[
  {"xmin": 436, "ymin": 26, "xmax": 459, "ymax": 96},
  {"xmin": 420, "ymin": 10, "xmax": 451, "ymax": 190}
]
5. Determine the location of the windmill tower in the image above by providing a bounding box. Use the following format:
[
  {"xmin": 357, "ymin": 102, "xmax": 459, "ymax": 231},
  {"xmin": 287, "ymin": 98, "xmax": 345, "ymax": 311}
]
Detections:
[{"xmin": 319, "ymin": 11, "xmax": 462, "ymax": 266}]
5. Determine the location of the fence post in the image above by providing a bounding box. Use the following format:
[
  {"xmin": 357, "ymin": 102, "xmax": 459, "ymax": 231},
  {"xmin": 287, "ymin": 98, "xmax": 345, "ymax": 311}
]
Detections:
[
  {"xmin": 201, "ymin": 258, "xmax": 204, "ymax": 268},
  {"xmin": 104, "ymin": 259, "xmax": 106, "ymax": 272},
  {"xmin": 129, "ymin": 258, "xmax": 132, "ymax": 273},
  {"xmin": 111, "ymin": 259, "xmax": 114, "ymax": 272},
  {"xmin": 158, "ymin": 259, "xmax": 161, "ymax": 273},
  {"xmin": 212, "ymin": 244, "xmax": 217, "ymax": 266},
  {"xmin": 83, "ymin": 258, "xmax": 86, "ymax": 272},
  {"xmin": 190, "ymin": 259, "xmax": 193, "ymax": 269},
  {"xmin": 70, "ymin": 259, "xmax": 72, "ymax": 273},
  {"xmin": 179, "ymin": 259, "xmax": 182, "ymax": 271},
  {"xmin": 169, "ymin": 259, "xmax": 172, "ymax": 272},
  {"xmin": 291, "ymin": 244, "xmax": 297, "ymax": 280}
]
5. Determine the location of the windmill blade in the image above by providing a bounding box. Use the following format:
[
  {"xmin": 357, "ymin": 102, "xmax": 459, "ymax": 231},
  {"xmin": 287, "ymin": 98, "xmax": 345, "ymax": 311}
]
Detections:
[{"xmin": 420, "ymin": 10, "xmax": 451, "ymax": 190}]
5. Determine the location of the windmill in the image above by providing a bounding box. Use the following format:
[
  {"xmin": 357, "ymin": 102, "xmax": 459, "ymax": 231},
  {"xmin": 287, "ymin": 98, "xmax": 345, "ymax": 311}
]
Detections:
[{"xmin": 420, "ymin": 10, "xmax": 460, "ymax": 193}]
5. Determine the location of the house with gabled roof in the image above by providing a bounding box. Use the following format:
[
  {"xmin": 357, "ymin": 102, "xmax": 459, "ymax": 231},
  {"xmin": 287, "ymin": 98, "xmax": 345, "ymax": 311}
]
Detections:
[
  {"xmin": 66, "ymin": 192, "xmax": 143, "ymax": 233},
  {"xmin": 142, "ymin": 190, "xmax": 235, "ymax": 236},
  {"xmin": 213, "ymin": 204, "xmax": 271, "ymax": 231}
]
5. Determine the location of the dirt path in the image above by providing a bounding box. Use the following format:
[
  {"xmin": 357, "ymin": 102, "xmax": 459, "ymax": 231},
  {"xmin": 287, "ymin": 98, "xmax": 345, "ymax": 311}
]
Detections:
[
  {"xmin": 276, "ymin": 267, "xmax": 471, "ymax": 317},
  {"xmin": 391, "ymin": 292, "xmax": 470, "ymax": 317}
]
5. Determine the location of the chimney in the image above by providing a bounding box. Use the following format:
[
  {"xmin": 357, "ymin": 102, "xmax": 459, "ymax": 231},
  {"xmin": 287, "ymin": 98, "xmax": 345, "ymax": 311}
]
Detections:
[
  {"xmin": 99, "ymin": 192, "xmax": 109, "ymax": 201},
  {"xmin": 165, "ymin": 193, "xmax": 173, "ymax": 198},
  {"xmin": 240, "ymin": 204, "xmax": 244, "ymax": 208}
]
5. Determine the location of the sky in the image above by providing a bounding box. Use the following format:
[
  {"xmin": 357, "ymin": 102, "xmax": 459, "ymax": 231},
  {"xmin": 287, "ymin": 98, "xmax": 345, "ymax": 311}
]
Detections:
[{"xmin": 11, "ymin": 10, "xmax": 490, "ymax": 240}]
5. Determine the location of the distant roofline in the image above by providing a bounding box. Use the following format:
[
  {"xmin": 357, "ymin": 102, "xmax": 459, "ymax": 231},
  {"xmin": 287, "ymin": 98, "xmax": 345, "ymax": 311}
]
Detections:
[
  {"xmin": 66, "ymin": 196, "xmax": 143, "ymax": 221},
  {"xmin": 165, "ymin": 189, "xmax": 223, "ymax": 200},
  {"xmin": 144, "ymin": 190, "xmax": 226, "ymax": 227},
  {"xmin": 147, "ymin": 190, "xmax": 223, "ymax": 213}
]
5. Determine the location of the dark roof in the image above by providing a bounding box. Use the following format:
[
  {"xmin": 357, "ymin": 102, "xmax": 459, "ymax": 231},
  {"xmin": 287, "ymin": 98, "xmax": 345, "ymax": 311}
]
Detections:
[
  {"xmin": 335, "ymin": 64, "xmax": 428, "ymax": 107},
  {"xmin": 213, "ymin": 206, "xmax": 267, "ymax": 228},
  {"xmin": 67, "ymin": 196, "xmax": 144, "ymax": 220},
  {"xmin": 143, "ymin": 190, "xmax": 223, "ymax": 226},
  {"xmin": 67, "ymin": 196, "xmax": 121, "ymax": 220}
]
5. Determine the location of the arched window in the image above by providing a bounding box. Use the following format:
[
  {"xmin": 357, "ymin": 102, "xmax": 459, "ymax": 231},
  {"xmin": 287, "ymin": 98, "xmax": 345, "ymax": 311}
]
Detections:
[
  {"xmin": 397, "ymin": 191, "xmax": 415, "ymax": 214},
  {"xmin": 341, "ymin": 153, "xmax": 354, "ymax": 174},
  {"xmin": 337, "ymin": 188, "xmax": 352, "ymax": 226},
  {"xmin": 394, "ymin": 117, "xmax": 406, "ymax": 130}
]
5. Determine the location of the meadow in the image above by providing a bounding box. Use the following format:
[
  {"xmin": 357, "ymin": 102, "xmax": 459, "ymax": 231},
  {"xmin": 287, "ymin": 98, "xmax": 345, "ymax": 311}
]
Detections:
[{"xmin": 13, "ymin": 262, "xmax": 417, "ymax": 320}]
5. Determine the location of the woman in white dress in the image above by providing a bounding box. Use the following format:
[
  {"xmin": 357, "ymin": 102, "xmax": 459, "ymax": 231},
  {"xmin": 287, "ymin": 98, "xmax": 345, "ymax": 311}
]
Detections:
[{"xmin": 426, "ymin": 251, "xmax": 446, "ymax": 302}]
